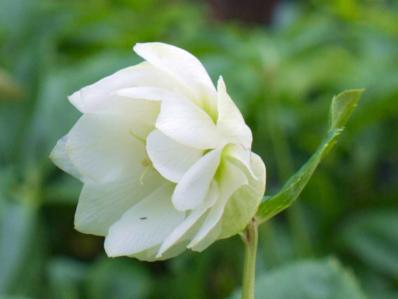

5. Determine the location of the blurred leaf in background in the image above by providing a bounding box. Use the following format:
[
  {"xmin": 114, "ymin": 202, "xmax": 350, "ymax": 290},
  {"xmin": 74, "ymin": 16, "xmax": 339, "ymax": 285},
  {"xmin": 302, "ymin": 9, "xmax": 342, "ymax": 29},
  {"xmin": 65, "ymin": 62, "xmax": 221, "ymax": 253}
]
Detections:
[{"xmin": 230, "ymin": 258, "xmax": 367, "ymax": 299}]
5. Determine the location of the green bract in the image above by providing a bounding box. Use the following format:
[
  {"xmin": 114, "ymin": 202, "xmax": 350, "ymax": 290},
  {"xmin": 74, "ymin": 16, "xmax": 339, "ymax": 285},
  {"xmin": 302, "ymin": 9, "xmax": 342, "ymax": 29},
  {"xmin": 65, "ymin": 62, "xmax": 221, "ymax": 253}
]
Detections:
[{"xmin": 257, "ymin": 89, "xmax": 364, "ymax": 223}]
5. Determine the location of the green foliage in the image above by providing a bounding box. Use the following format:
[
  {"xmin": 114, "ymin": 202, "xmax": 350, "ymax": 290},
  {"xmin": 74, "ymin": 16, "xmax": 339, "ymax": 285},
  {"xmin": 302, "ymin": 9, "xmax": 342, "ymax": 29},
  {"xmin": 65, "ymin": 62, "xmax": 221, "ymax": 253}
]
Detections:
[
  {"xmin": 230, "ymin": 258, "xmax": 367, "ymax": 299},
  {"xmin": 0, "ymin": 69, "xmax": 23, "ymax": 100},
  {"xmin": 0, "ymin": 201, "xmax": 38, "ymax": 294},
  {"xmin": 46, "ymin": 257, "xmax": 151, "ymax": 299},
  {"xmin": 257, "ymin": 89, "xmax": 364, "ymax": 223},
  {"xmin": 0, "ymin": 0, "xmax": 397, "ymax": 298},
  {"xmin": 47, "ymin": 258, "xmax": 87, "ymax": 299},
  {"xmin": 86, "ymin": 258, "xmax": 151, "ymax": 299},
  {"xmin": 340, "ymin": 210, "xmax": 398, "ymax": 278}
]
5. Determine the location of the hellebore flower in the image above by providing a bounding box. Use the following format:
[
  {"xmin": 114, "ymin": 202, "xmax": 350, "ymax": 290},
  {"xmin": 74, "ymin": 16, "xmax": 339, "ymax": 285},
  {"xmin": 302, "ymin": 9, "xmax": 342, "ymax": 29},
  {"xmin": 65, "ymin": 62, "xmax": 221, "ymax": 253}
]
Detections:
[{"xmin": 50, "ymin": 42, "xmax": 266, "ymax": 261}]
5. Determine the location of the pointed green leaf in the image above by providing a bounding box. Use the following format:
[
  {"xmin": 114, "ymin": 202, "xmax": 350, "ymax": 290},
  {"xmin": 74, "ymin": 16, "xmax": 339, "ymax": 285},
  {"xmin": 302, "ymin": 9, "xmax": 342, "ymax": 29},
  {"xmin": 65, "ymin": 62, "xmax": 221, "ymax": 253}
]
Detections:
[
  {"xmin": 330, "ymin": 89, "xmax": 364, "ymax": 131},
  {"xmin": 256, "ymin": 89, "xmax": 364, "ymax": 224}
]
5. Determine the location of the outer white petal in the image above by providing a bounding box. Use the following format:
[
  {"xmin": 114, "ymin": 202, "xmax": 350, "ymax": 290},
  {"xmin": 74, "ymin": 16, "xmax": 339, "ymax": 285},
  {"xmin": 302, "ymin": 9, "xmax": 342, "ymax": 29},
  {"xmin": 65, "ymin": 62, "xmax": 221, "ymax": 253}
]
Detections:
[
  {"xmin": 156, "ymin": 183, "xmax": 218, "ymax": 257},
  {"xmin": 49, "ymin": 135, "xmax": 82, "ymax": 180},
  {"xmin": 69, "ymin": 62, "xmax": 187, "ymax": 113},
  {"xmin": 217, "ymin": 77, "xmax": 252, "ymax": 148},
  {"xmin": 133, "ymin": 42, "xmax": 216, "ymax": 110},
  {"xmin": 65, "ymin": 114, "xmax": 147, "ymax": 183},
  {"xmin": 131, "ymin": 242, "xmax": 186, "ymax": 262},
  {"xmin": 96, "ymin": 96, "xmax": 160, "ymax": 141},
  {"xmin": 172, "ymin": 148, "xmax": 222, "ymax": 211},
  {"xmin": 74, "ymin": 167, "xmax": 164, "ymax": 236},
  {"xmin": 128, "ymin": 245, "xmax": 160, "ymax": 262},
  {"xmin": 124, "ymin": 243, "xmax": 188, "ymax": 262},
  {"xmin": 115, "ymin": 86, "xmax": 188, "ymax": 104},
  {"xmin": 219, "ymin": 153, "xmax": 266, "ymax": 239},
  {"xmin": 104, "ymin": 184, "xmax": 185, "ymax": 257},
  {"xmin": 188, "ymin": 160, "xmax": 248, "ymax": 251},
  {"xmin": 156, "ymin": 97, "xmax": 223, "ymax": 149},
  {"xmin": 146, "ymin": 129, "xmax": 203, "ymax": 183}
]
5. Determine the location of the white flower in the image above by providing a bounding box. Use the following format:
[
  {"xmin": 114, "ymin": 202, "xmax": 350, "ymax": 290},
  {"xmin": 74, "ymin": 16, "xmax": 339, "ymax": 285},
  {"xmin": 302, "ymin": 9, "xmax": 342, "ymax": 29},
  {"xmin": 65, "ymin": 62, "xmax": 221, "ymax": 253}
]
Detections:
[{"xmin": 50, "ymin": 42, "xmax": 266, "ymax": 261}]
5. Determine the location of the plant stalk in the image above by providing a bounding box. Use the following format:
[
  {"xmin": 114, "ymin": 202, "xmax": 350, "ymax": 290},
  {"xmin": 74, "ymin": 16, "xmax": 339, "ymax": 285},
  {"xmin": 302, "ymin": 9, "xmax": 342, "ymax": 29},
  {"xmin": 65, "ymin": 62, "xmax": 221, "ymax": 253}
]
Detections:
[{"xmin": 241, "ymin": 218, "xmax": 258, "ymax": 299}]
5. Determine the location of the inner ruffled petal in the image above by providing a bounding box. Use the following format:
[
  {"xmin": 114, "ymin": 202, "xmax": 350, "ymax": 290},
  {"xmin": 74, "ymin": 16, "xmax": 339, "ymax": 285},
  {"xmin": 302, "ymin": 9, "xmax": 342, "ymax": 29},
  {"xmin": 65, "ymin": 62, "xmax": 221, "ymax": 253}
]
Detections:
[
  {"xmin": 172, "ymin": 148, "xmax": 223, "ymax": 211},
  {"xmin": 146, "ymin": 129, "xmax": 203, "ymax": 183}
]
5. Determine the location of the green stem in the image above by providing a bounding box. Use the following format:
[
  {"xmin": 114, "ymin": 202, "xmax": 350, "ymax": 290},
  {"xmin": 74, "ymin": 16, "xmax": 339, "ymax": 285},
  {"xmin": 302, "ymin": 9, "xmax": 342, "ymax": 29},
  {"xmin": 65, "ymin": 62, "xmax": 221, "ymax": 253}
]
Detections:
[{"xmin": 241, "ymin": 218, "xmax": 258, "ymax": 299}]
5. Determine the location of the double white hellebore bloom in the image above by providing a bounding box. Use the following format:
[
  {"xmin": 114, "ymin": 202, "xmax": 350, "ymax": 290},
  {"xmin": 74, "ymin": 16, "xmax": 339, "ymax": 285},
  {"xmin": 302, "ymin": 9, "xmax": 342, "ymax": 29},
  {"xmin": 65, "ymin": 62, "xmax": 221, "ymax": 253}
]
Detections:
[{"xmin": 50, "ymin": 42, "xmax": 266, "ymax": 261}]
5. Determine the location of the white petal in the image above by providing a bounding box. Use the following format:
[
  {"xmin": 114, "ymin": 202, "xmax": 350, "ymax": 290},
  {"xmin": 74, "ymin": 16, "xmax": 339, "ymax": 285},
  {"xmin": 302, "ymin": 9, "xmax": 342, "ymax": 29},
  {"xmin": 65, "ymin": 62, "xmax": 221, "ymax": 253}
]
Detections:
[
  {"xmin": 115, "ymin": 86, "xmax": 188, "ymax": 103},
  {"xmin": 104, "ymin": 184, "xmax": 184, "ymax": 257},
  {"xmin": 188, "ymin": 160, "xmax": 248, "ymax": 251},
  {"xmin": 172, "ymin": 148, "xmax": 222, "ymax": 211},
  {"xmin": 224, "ymin": 144, "xmax": 257, "ymax": 179},
  {"xmin": 95, "ymin": 96, "xmax": 160, "ymax": 141},
  {"xmin": 131, "ymin": 242, "xmax": 186, "ymax": 262},
  {"xmin": 217, "ymin": 77, "xmax": 252, "ymax": 148},
  {"xmin": 156, "ymin": 182, "xmax": 218, "ymax": 257},
  {"xmin": 146, "ymin": 129, "xmax": 203, "ymax": 183},
  {"xmin": 74, "ymin": 167, "xmax": 164, "ymax": 236},
  {"xmin": 188, "ymin": 220, "xmax": 222, "ymax": 252},
  {"xmin": 69, "ymin": 62, "xmax": 186, "ymax": 113},
  {"xmin": 219, "ymin": 153, "xmax": 266, "ymax": 239},
  {"xmin": 133, "ymin": 42, "xmax": 216, "ymax": 109},
  {"xmin": 50, "ymin": 135, "xmax": 82, "ymax": 180},
  {"xmin": 154, "ymin": 241, "xmax": 187, "ymax": 261},
  {"xmin": 66, "ymin": 114, "xmax": 147, "ymax": 183},
  {"xmin": 156, "ymin": 98, "xmax": 223, "ymax": 149},
  {"xmin": 128, "ymin": 245, "xmax": 160, "ymax": 262}
]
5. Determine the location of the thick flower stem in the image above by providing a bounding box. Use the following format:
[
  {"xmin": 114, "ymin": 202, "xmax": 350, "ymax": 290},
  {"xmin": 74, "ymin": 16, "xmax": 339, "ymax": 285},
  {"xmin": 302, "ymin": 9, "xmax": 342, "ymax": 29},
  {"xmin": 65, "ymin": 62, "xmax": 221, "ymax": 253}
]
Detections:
[{"xmin": 241, "ymin": 218, "xmax": 258, "ymax": 299}]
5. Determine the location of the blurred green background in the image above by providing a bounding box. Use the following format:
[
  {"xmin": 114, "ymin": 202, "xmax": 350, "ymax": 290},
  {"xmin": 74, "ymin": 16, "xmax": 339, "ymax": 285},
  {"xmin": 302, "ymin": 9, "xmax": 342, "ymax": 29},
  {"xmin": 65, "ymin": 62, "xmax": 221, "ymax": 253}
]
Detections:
[{"xmin": 0, "ymin": 0, "xmax": 397, "ymax": 298}]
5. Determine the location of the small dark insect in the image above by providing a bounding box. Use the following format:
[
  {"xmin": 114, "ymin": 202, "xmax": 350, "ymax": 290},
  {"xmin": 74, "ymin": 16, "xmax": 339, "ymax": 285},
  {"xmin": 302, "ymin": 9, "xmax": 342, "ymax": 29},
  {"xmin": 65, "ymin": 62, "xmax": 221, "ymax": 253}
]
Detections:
[{"xmin": 140, "ymin": 217, "xmax": 147, "ymax": 220}]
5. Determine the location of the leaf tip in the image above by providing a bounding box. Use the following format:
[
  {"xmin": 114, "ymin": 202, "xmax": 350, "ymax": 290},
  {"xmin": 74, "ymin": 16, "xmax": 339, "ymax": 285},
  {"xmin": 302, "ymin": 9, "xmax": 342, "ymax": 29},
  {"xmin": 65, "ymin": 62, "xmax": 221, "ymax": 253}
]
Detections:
[{"xmin": 330, "ymin": 88, "xmax": 365, "ymax": 130}]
